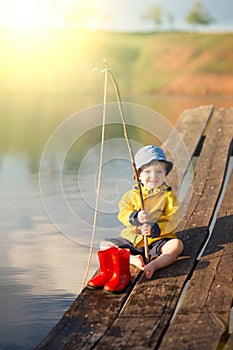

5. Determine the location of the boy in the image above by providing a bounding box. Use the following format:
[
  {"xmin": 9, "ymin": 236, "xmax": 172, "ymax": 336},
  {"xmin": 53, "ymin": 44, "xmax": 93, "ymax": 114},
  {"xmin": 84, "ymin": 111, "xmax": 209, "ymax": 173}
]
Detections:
[{"xmin": 101, "ymin": 145, "xmax": 183, "ymax": 280}]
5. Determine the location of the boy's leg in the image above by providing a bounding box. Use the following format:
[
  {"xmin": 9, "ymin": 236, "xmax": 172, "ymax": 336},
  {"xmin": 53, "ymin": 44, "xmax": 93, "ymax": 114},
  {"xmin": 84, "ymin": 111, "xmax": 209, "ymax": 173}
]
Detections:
[
  {"xmin": 130, "ymin": 254, "xmax": 145, "ymax": 270},
  {"xmin": 144, "ymin": 239, "xmax": 183, "ymax": 279}
]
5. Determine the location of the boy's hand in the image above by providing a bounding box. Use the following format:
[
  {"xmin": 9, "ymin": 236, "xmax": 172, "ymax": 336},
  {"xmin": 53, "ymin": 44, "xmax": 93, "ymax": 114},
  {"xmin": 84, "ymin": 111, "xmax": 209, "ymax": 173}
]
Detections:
[
  {"xmin": 138, "ymin": 210, "xmax": 149, "ymax": 223},
  {"xmin": 138, "ymin": 210, "xmax": 152, "ymax": 236},
  {"xmin": 140, "ymin": 223, "xmax": 152, "ymax": 236}
]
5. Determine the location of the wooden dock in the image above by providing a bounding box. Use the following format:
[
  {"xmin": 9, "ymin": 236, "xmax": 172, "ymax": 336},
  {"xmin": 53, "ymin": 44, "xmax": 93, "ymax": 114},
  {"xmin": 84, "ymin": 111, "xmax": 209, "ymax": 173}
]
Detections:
[{"xmin": 36, "ymin": 106, "xmax": 233, "ymax": 350}]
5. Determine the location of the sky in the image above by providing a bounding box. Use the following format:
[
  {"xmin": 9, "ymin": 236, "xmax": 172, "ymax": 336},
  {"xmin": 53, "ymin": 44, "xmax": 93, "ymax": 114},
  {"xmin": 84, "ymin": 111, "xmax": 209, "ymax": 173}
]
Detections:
[
  {"xmin": 0, "ymin": 0, "xmax": 232, "ymax": 31},
  {"xmin": 111, "ymin": 0, "xmax": 233, "ymax": 32}
]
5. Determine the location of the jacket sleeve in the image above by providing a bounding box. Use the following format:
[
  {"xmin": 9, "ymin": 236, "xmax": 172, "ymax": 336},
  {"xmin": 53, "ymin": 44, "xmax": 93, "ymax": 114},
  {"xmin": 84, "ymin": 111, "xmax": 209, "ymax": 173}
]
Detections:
[
  {"xmin": 117, "ymin": 190, "xmax": 139, "ymax": 226},
  {"xmin": 156, "ymin": 191, "xmax": 179, "ymax": 235}
]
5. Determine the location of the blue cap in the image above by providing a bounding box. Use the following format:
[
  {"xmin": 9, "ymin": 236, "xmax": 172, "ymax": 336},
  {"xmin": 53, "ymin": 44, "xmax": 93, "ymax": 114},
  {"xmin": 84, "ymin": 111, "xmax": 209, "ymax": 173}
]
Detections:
[{"xmin": 135, "ymin": 145, "xmax": 173, "ymax": 174}]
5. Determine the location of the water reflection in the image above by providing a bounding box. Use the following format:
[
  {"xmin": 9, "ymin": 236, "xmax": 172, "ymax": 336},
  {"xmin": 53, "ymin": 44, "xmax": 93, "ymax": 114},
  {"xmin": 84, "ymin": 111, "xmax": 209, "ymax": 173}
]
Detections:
[{"xmin": 0, "ymin": 153, "xmax": 99, "ymax": 349}]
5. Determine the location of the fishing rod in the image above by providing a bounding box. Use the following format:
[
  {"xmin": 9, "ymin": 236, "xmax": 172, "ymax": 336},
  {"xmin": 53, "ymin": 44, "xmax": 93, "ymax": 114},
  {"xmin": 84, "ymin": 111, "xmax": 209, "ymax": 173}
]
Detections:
[
  {"xmin": 103, "ymin": 59, "xmax": 149, "ymax": 263},
  {"xmin": 81, "ymin": 60, "xmax": 149, "ymax": 291}
]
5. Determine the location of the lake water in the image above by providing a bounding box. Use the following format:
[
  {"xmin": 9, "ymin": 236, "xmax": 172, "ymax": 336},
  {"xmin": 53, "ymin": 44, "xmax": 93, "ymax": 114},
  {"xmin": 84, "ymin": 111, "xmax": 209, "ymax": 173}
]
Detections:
[{"xmin": 0, "ymin": 91, "xmax": 232, "ymax": 349}]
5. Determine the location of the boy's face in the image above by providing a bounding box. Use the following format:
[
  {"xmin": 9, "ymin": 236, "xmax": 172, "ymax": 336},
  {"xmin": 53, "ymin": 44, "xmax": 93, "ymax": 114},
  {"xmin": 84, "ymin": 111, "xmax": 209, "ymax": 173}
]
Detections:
[{"xmin": 139, "ymin": 161, "xmax": 166, "ymax": 189}]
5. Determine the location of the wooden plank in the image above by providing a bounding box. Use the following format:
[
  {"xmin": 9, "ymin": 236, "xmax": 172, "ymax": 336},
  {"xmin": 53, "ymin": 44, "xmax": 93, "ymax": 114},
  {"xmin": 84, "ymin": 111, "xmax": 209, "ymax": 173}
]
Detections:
[
  {"xmin": 164, "ymin": 105, "xmax": 213, "ymax": 191},
  {"xmin": 36, "ymin": 266, "xmax": 141, "ymax": 350},
  {"xmin": 160, "ymin": 218, "xmax": 233, "ymax": 350},
  {"xmin": 178, "ymin": 108, "xmax": 233, "ymax": 232},
  {"xmin": 35, "ymin": 106, "xmax": 214, "ymax": 350},
  {"xmin": 159, "ymin": 128, "xmax": 233, "ymax": 349},
  {"xmin": 224, "ymin": 334, "xmax": 233, "ymax": 350},
  {"xmin": 94, "ymin": 109, "xmax": 233, "ymax": 349}
]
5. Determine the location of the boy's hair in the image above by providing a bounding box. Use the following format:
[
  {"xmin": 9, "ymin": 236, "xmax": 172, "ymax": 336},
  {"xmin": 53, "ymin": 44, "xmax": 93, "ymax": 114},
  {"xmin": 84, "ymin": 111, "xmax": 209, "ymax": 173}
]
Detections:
[{"xmin": 135, "ymin": 145, "xmax": 173, "ymax": 175}]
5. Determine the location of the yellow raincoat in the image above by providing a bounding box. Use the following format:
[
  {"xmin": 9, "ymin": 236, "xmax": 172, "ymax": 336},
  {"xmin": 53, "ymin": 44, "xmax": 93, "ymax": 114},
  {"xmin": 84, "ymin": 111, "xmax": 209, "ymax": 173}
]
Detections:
[{"xmin": 118, "ymin": 183, "xmax": 179, "ymax": 248}]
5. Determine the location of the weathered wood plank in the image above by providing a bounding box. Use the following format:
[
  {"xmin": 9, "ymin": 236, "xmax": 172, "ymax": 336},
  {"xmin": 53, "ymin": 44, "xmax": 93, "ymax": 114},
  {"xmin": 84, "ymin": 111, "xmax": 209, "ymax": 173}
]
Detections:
[
  {"xmin": 94, "ymin": 109, "xmax": 233, "ymax": 349},
  {"xmin": 158, "ymin": 130, "xmax": 233, "ymax": 349},
  {"xmin": 164, "ymin": 105, "xmax": 214, "ymax": 191},
  {"xmin": 160, "ymin": 216, "xmax": 233, "ymax": 350},
  {"xmin": 224, "ymin": 334, "xmax": 233, "ymax": 350},
  {"xmin": 178, "ymin": 108, "xmax": 233, "ymax": 232},
  {"xmin": 36, "ymin": 266, "xmax": 141, "ymax": 350},
  {"xmin": 36, "ymin": 106, "xmax": 215, "ymax": 350}
]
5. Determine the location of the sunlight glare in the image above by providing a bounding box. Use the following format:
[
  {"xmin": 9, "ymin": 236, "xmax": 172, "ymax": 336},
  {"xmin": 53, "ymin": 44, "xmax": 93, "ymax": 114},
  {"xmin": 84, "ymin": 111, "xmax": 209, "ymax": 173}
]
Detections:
[
  {"xmin": 0, "ymin": 0, "xmax": 55, "ymax": 28},
  {"xmin": 0, "ymin": 0, "xmax": 107, "ymax": 30}
]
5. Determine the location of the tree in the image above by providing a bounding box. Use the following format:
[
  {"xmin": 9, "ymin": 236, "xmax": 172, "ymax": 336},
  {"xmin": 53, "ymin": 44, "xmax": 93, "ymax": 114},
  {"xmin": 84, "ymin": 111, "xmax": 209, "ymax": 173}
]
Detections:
[
  {"xmin": 141, "ymin": 6, "xmax": 163, "ymax": 32},
  {"xmin": 186, "ymin": 2, "xmax": 215, "ymax": 29},
  {"xmin": 167, "ymin": 11, "xmax": 175, "ymax": 31}
]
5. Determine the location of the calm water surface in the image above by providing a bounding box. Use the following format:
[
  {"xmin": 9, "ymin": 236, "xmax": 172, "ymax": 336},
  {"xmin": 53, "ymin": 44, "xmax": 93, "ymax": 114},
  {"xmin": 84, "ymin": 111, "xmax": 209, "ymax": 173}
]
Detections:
[
  {"xmin": 0, "ymin": 153, "xmax": 99, "ymax": 349},
  {"xmin": 0, "ymin": 92, "xmax": 232, "ymax": 349}
]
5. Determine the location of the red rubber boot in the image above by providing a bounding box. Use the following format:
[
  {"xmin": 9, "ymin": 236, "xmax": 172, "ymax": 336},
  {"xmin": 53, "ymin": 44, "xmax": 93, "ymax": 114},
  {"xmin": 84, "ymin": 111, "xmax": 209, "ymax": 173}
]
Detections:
[
  {"xmin": 103, "ymin": 248, "xmax": 131, "ymax": 293},
  {"xmin": 87, "ymin": 246, "xmax": 118, "ymax": 289}
]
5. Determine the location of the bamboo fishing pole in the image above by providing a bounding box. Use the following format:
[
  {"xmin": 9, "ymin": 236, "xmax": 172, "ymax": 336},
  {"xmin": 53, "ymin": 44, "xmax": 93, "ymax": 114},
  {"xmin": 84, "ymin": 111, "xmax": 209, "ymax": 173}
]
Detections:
[{"xmin": 103, "ymin": 59, "xmax": 149, "ymax": 263}]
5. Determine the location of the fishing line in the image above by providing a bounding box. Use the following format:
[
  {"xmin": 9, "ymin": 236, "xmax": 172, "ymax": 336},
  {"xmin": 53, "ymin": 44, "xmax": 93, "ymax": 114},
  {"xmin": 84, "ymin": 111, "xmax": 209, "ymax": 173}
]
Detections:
[{"xmin": 80, "ymin": 65, "xmax": 108, "ymax": 291}]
